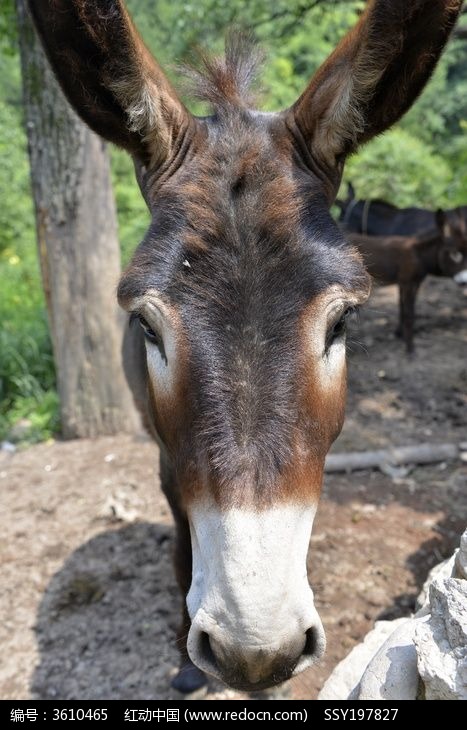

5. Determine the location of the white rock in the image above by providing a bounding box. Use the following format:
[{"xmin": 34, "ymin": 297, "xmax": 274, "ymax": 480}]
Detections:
[
  {"xmin": 455, "ymin": 529, "xmax": 467, "ymax": 580},
  {"xmin": 416, "ymin": 554, "xmax": 457, "ymax": 611},
  {"xmin": 357, "ymin": 619, "xmax": 423, "ymax": 700},
  {"xmin": 318, "ymin": 619, "xmax": 407, "ymax": 700},
  {"xmin": 415, "ymin": 578, "xmax": 467, "ymax": 700},
  {"xmin": 416, "ymin": 528, "xmax": 467, "ymax": 607},
  {"xmin": 319, "ymin": 528, "xmax": 467, "ymax": 701}
]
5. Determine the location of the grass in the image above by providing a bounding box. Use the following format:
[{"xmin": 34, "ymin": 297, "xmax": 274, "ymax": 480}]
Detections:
[{"xmin": 0, "ymin": 242, "xmax": 58, "ymax": 444}]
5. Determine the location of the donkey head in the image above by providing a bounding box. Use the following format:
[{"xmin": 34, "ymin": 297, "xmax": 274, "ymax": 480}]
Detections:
[
  {"xmin": 436, "ymin": 208, "xmax": 467, "ymax": 281},
  {"xmin": 30, "ymin": 0, "xmax": 462, "ymax": 690}
]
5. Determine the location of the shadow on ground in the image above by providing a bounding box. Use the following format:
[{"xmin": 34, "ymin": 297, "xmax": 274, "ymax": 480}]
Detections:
[{"xmin": 31, "ymin": 522, "xmax": 181, "ymax": 700}]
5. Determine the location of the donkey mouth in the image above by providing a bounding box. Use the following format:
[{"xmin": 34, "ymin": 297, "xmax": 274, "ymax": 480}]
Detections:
[
  {"xmin": 220, "ymin": 669, "xmax": 295, "ymax": 693},
  {"xmin": 187, "ymin": 622, "xmax": 326, "ymax": 691}
]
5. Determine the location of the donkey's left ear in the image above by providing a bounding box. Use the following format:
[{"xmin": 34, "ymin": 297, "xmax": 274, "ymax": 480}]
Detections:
[{"xmin": 288, "ymin": 0, "xmax": 462, "ymax": 180}]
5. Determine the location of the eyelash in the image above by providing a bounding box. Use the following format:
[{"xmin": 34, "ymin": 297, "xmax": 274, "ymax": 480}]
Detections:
[
  {"xmin": 130, "ymin": 313, "xmax": 167, "ymax": 364},
  {"xmin": 136, "ymin": 315, "xmax": 159, "ymax": 344},
  {"xmin": 325, "ymin": 306, "xmax": 356, "ymax": 352}
]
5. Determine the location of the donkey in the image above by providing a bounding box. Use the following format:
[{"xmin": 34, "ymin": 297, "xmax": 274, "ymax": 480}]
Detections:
[
  {"xmin": 29, "ymin": 0, "xmax": 462, "ymax": 693},
  {"xmin": 348, "ymin": 208, "xmax": 467, "ymax": 353},
  {"xmin": 337, "ymin": 184, "xmax": 436, "ymax": 235},
  {"xmin": 337, "ymin": 183, "xmax": 467, "ymax": 237}
]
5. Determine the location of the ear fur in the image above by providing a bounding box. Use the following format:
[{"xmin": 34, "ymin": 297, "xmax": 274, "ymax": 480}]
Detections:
[
  {"xmin": 290, "ymin": 1, "xmax": 462, "ymax": 173},
  {"xmin": 28, "ymin": 0, "xmax": 193, "ymax": 165}
]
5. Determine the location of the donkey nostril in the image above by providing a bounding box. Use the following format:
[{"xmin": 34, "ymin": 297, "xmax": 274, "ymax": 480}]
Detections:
[
  {"xmin": 290, "ymin": 624, "xmax": 326, "ymax": 678},
  {"xmin": 187, "ymin": 623, "xmax": 225, "ymax": 679},
  {"xmin": 199, "ymin": 631, "xmax": 220, "ymax": 671},
  {"xmin": 303, "ymin": 626, "xmax": 318, "ymax": 657}
]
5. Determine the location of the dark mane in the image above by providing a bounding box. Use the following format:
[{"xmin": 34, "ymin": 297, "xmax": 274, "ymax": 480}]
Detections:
[{"xmin": 181, "ymin": 31, "xmax": 264, "ymax": 113}]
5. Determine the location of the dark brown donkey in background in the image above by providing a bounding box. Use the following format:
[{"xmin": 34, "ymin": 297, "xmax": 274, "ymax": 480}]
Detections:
[
  {"xmin": 337, "ymin": 182, "xmax": 467, "ymax": 237},
  {"xmin": 29, "ymin": 0, "xmax": 462, "ymax": 693},
  {"xmin": 349, "ymin": 209, "xmax": 467, "ymax": 353}
]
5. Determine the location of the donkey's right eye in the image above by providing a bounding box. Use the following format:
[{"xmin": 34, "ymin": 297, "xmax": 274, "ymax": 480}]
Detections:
[{"xmin": 137, "ymin": 315, "xmax": 168, "ymax": 366}]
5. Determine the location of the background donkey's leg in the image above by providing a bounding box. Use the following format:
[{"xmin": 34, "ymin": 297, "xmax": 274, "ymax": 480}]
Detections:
[{"xmin": 400, "ymin": 280, "xmax": 422, "ymax": 355}]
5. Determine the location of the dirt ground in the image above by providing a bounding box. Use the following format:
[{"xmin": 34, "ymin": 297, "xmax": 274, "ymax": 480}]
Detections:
[{"xmin": 1, "ymin": 277, "xmax": 466, "ymax": 701}]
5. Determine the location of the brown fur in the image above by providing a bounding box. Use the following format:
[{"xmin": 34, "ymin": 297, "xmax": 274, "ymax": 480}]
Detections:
[
  {"xmin": 28, "ymin": 0, "xmax": 192, "ymax": 165},
  {"xmin": 182, "ymin": 31, "xmax": 264, "ymax": 112},
  {"xmin": 291, "ymin": 0, "xmax": 462, "ymax": 171},
  {"xmin": 349, "ymin": 211, "xmax": 467, "ymax": 352},
  {"xmin": 30, "ymin": 0, "xmax": 463, "ymax": 693}
]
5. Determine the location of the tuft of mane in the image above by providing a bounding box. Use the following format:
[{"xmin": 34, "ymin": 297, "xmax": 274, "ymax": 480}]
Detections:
[{"xmin": 182, "ymin": 31, "xmax": 264, "ymax": 113}]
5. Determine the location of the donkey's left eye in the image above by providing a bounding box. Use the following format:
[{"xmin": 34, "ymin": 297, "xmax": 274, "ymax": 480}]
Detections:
[{"xmin": 325, "ymin": 307, "xmax": 355, "ymax": 352}]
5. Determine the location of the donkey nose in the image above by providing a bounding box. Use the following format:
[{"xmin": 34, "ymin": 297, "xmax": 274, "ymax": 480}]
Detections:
[{"xmin": 187, "ymin": 619, "xmax": 325, "ymax": 690}]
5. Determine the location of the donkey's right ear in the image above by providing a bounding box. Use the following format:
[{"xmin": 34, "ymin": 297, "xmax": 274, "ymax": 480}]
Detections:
[{"xmin": 28, "ymin": 0, "xmax": 194, "ymax": 166}]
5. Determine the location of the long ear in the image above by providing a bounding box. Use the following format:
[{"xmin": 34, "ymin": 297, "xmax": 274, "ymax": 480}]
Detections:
[
  {"xmin": 289, "ymin": 0, "xmax": 462, "ymax": 172},
  {"xmin": 28, "ymin": 0, "xmax": 194, "ymax": 165}
]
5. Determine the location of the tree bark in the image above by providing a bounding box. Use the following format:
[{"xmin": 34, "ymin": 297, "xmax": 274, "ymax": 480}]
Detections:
[{"xmin": 16, "ymin": 0, "xmax": 138, "ymax": 439}]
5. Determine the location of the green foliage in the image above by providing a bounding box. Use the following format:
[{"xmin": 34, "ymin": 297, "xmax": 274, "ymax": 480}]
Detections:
[
  {"xmin": 1, "ymin": 0, "xmax": 467, "ymax": 443},
  {"xmin": 0, "ymin": 0, "xmax": 17, "ymax": 57},
  {"xmin": 446, "ymin": 120, "xmax": 467, "ymax": 204},
  {"xmin": 125, "ymin": 0, "xmax": 364, "ymax": 110},
  {"xmin": 110, "ymin": 148, "xmax": 150, "ymax": 265},
  {"xmin": 0, "ymin": 100, "xmax": 34, "ymax": 254},
  {"xmin": 0, "ymin": 244, "xmax": 58, "ymax": 443},
  {"xmin": 344, "ymin": 129, "xmax": 453, "ymax": 209}
]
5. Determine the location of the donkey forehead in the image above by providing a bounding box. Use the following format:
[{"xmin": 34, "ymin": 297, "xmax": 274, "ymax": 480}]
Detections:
[
  {"xmin": 120, "ymin": 114, "xmax": 368, "ymax": 310},
  {"xmin": 119, "ymin": 213, "xmax": 368, "ymax": 318},
  {"xmin": 143, "ymin": 112, "xmax": 334, "ymax": 230}
]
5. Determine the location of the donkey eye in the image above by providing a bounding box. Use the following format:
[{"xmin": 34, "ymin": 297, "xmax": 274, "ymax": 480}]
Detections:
[
  {"xmin": 325, "ymin": 307, "xmax": 355, "ymax": 352},
  {"xmin": 137, "ymin": 315, "xmax": 168, "ymax": 366},
  {"xmin": 138, "ymin": 315, "xmax": 160, "ymax": 344}
]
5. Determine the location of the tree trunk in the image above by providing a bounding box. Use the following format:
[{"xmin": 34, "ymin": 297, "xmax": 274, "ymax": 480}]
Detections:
[{"xmin": 16, "ymin": 0, "xmax": 138, "ymax": 439}]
